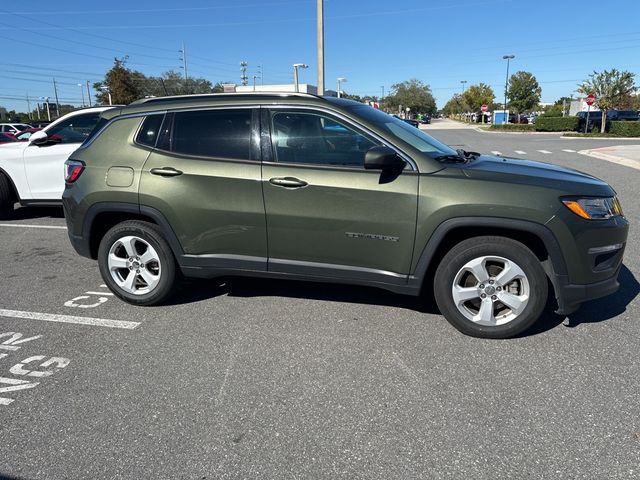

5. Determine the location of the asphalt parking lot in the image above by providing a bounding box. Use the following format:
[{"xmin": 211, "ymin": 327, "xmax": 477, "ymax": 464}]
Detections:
[{"xmin": 1, "ymin": 126, "xmax": 639, "ymax": 479}]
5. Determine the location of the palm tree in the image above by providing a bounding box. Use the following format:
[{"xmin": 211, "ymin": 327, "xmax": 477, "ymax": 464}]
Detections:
[{"xmin": 578, "ymin": 69, "xmax": 636, "ymax": 133}]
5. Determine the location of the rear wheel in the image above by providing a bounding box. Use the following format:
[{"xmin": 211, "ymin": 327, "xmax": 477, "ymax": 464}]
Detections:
[
  {"xmin": 434, "ymin": 236, "xmax": 548, "ymax": 339},
  {"xmin": 0, "ymin": 174, "xmax": 16, "ymax": 219},
  {"xmin": 98, "ymin": 220, "xmax": 178, "ymax": 305}
]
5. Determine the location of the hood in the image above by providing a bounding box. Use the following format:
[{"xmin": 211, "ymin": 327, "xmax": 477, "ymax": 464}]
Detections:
[{"xmin": 460, "ymin": 155, "xmax": 614, "ymax": 196}]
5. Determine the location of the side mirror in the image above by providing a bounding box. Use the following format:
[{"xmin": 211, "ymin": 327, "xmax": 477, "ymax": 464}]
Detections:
[
  {"xmin": 29, "ymin": 130, "xmax": 48, "ymax": 145},
  {"xmin": 364, "ymin": 146, "xmax": 406, "ymax": 170}
]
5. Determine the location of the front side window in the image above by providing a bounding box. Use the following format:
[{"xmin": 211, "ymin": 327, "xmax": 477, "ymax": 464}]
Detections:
[
  {"xmin": 171, "ymin": 109, "xmax": 252, "ymax": 160},
  {"xmin": 270, "ymin": 111, "xmax": 378, "ymax": 167},
  {"xmin": 45, "ymin": 113, "xmax": 102, "ymax": 144}
]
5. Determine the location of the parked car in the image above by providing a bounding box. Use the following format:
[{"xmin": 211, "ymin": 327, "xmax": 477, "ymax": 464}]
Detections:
[
  {"xmin": 420, "ymin": 115, "xmax": 431, "ymax": 124},
  {"xmin": 30, "ymin": 121, "xmax": 52, "ymax": 129},
  {"xmin": 576, "ymin": 110, "xmax": 639, "ymax": 132},
  {"xmin": 0, "ymin": 133, "xmax": 18, "ymax": 143},
  {"xmin": 0, "ymin": 106, "xmax": 114, "ymax": 217},
  {"xmin": 0, "ymin": 123, "xmax": 32, "ymax": 135},
  {"xmin": 393, "ymin": 115, "xmax": 419, "ymax": 127},
  {"xmin": 61, "ymin": 93, "xmax": 628, "ymax": 339}
]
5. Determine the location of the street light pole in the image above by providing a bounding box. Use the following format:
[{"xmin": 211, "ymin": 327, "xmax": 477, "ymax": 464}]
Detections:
[
  {"xmin": 317, "ymin": 0, "xmax": 325, "ymax": 95},
  {"xmin": 78, "ymin": 83, "xmax": 85, "ymax": 107},
  {"xmin": 502, "ymin": 54, "xmax": 515, "ymax": 124},
  {"xmin": 292, "ymin": 63, "xmax": 308, "ymax": 93},
  {"xmin": 100, "ymin": 85, "xmax": 112, "ymax": 105},
  {"xmin": 42, "ymin": 97, "xmax": 51, "ymax": 121},
  {"xmin": 336, "ymin": 77, "xmax": 347, "ymax": 98},
  {"xmin": 460, "ymin": 80, "xmax": 467, "ymax": 94}
]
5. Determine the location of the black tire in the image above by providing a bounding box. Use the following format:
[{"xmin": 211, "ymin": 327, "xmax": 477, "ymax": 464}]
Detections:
[
  {"xmin": 434, "ymin": 236, "xmax": 548, "ymax": 339},
  {"xmin": 98, "ymin": 220, "xmax": 178, "ymax": 306},
  {"xmin": 0, "ymin": 174, "xmax": 16, "ymax": 220}
]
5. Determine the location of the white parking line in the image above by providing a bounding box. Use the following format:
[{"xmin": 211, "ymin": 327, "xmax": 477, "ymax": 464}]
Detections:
[
  {"xmin": 84, "ymin": 292, "xmax": 114, "ymax": 296},
  {"xmin": 0, "ymin": 309, "xmax": 140, "ymax": 330},
  {"xmin": 491, "ymin": 151, "xmax": 502, "ymax": 155},
  {"xmin": 562, "ymin": 149, "xmax": 576, "ymax": 153},
  {"xmin": 0, "ymin": 224, "xmax": 67, "ymax": 230},
  {"xmin": 514, "ymin": 150, "xmax": 527, "ymax": 154},
  {"xmin": 537, "ymin": 150, "xmax": 552, "ymax": 154}
]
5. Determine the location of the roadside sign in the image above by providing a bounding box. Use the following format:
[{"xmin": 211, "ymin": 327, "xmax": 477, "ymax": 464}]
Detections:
[
  {"xmin": 586, "ymin": 94, "xmax": 595, "ymax": 106},
  {"xmin": 481, "ymin": 104, "xmax": 488, "ymax": 112}
]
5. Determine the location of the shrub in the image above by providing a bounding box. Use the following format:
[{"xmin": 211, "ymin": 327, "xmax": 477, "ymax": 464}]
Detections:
[
  {"xmin": 610, "ymin": 121, "xmax": 640, "ymax": 137},
  {"xmin": 489, "ymin": 124, "xmax": 535, "ymax": 131},
  {"xmin": 534, "ymin": 116, "xmax": 579, "ymax": 132}
]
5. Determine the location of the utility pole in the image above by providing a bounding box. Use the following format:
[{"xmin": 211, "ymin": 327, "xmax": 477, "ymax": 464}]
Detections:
[
  {"xmin": 240, "ymin": 61, "xmax": 249, "ymax": 86},
  {"xmin": 381, "ymin": 86, "xmax": 385, "ymax": 99},
  {"xmin": 179, "ymin": 42, "xmax": 189, "ymax": 84},
  {"xmin": 460, "ymin": 80, "xmax": 467, "ymax": 94},
  {"xmin": 86, "ymin": 80, "xmax": 92, "ymax": 107},
  {"xmin": 317, "ymin": 0, "xmax": 325, "ymax": 95},
  {"xmin": 258, "ymin": 64, "xmax": 263, "ymax": 85},
  {"xmin": 36, "ymin": 102, "xmax": 41, "ymax": 120},
  {"xmin": 43, "ymin": 97, "xmax": 51, "ymax": 121},
  {"xmin": 26, "ymin": 94, "xmax": 31, "ymax": 120},
  {"xmin": 52, "ymin": 78, "xmax": 61, "ymax": 118},
  {"xmin": 78, "ymin": 83, "xmax": 85, "ymax": 107}
]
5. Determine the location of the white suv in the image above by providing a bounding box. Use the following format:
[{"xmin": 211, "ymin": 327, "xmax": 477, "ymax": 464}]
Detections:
[
  {"xmin": 0, "ymin": 123, "xmax": 32, "ymax": 135},
  {"xmin": 0, "ymin": 106, "xmax": 113, "ymax": 218}
]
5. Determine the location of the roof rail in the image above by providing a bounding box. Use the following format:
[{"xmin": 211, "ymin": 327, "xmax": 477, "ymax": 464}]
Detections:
[{"xmin": 129, "ymin": 92, "xmax": 320, "ymax": 105}]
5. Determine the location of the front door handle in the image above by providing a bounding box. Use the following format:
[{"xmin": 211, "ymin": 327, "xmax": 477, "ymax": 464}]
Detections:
[
  {"xmin": 150, "ymin": 167, "xmax": 183, "ymax": 177},
  {"xmin": 269, "ymin": 177, "xmax": 308, "ymax": 188}
]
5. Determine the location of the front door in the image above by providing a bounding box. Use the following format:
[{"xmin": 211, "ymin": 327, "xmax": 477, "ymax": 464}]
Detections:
[
  {"xmin": 261, "ymin": 108, "xmax": 419, "ymax": 282},
  {"xmin": 24, "ymin": 110, "xmax": 103, "ymax": 199}
]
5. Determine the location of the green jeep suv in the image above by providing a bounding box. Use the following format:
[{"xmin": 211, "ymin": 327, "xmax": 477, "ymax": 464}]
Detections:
[{"xmin": 62, "ymin": 94, "xmax": 628, "ymax": 338}]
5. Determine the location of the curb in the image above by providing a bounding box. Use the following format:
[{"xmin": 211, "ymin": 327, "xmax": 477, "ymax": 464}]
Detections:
[{"xmin": 578, "ymin": 149, "xmax": 640, "ymax": 171}]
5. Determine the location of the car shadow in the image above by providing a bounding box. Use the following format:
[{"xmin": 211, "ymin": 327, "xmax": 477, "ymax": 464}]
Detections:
[
  {"xmin": 169, "ymin": 276, "xmax": 439, "ymax": 314},
  {"xmin": 523, "ymin": 264, "xmax": 640, "ymax": 336},
  {"xmin": 168, "ymin": 265, "xmax": 638, "ymax": 337},
  {"xmin": 10, "ymin": 205, "xmax": 64, "ymax": 220}
]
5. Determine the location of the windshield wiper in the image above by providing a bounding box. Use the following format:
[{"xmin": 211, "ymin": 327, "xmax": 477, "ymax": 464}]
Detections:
[
  {"xmin": 457, "ymin": 149, "xmax": 480, "ymax": 160},
  {"xmin": 434, "ymin": 149, "xmax": 481, "ymax": 164}
]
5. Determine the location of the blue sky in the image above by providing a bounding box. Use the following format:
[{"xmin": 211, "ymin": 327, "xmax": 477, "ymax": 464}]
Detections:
[{"xmin": 1, "ymin": 0, "xmax": 639, "ymax": 112}]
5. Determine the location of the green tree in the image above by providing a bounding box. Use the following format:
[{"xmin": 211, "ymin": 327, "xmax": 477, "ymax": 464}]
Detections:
[
  {"xmin": 385, "ymin": 79, "xmax": 437, "ymax": 115},
  {"xmin": 578, "ymin": 69, "xmax": 636, "ymax": 132},
  {"xmin": 93, "ymin": 57, "xmax": 143, "ymax": 105},
  {"xmin": 507, "ymin": 71, "xmax": 541, "ymax": 115},
  {"xmin": 461, "ymin": 83, "xmax": 495, "ymax": 113},
  {"xmin": 442, "ymin": 94, "xmax": 469, "ymax": 115}
]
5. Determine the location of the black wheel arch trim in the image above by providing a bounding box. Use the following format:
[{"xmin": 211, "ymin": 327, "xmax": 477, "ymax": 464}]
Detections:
[
  {"xmin": 78, "ymin": 202, "xmax": 185, "ymax": 259},
  {"xmin": 409, "ymin": 217, "xmax": 568, "ymax": 287}
]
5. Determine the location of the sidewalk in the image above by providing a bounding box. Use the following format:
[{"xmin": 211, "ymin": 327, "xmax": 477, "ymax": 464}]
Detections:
[{"xmin": 578, "ymin": 145, "xmax": 640, "ymax": 171}]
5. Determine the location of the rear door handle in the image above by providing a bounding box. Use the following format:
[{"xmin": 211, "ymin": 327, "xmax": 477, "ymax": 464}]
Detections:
[
  {"xmin": 150, "ymin": 167, "xmax": 183, "ymax": 177},
  {"xmin": 269, "ymin": 177, "xmax": 308, "ymax": 188}
]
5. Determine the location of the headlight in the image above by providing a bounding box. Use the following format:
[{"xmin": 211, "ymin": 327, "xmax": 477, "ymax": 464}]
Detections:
[{"xmin": 561, "ymin": 196, "xmax": 623, "ymax": 220}]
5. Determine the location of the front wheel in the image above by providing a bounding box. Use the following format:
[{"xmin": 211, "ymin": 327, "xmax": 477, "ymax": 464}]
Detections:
[
  {"xmin": 98, "ymin": 220, "xmax": 178, "ymax": 305},
  {"xmin": 434, "ymin": 236, "xmax": 548, "ymax": 339}
]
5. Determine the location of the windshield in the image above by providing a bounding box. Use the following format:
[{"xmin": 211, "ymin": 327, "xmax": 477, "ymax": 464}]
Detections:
[{"xmin": 348, "ymin": 105, "xmax": 457, "ymax": 157}]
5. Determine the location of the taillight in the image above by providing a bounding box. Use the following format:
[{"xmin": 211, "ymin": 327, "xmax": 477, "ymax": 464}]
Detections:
[{"xmin": 64, "ymin": 159, "xmax": 85, "ymax": 183}]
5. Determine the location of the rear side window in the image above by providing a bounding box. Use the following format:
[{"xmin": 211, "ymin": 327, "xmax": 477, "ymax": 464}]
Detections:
[
  {"xmin": 171, "ymin": 109, "xmax": 252, "ymax": 160},
  {"xmin": 135, "ymin": 114, "xmax": 165, "ymax": 148}
]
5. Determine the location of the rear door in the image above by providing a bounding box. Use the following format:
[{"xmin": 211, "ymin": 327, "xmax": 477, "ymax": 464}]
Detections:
[{"xmin": 139, "ymin": 107, "xmax": 267, "ymax": 269}]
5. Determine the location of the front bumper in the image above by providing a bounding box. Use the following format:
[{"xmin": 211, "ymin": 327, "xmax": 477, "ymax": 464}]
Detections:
[{"xmin": 554, "ymin": 267, "xmax": 621, "ymax": 315}]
